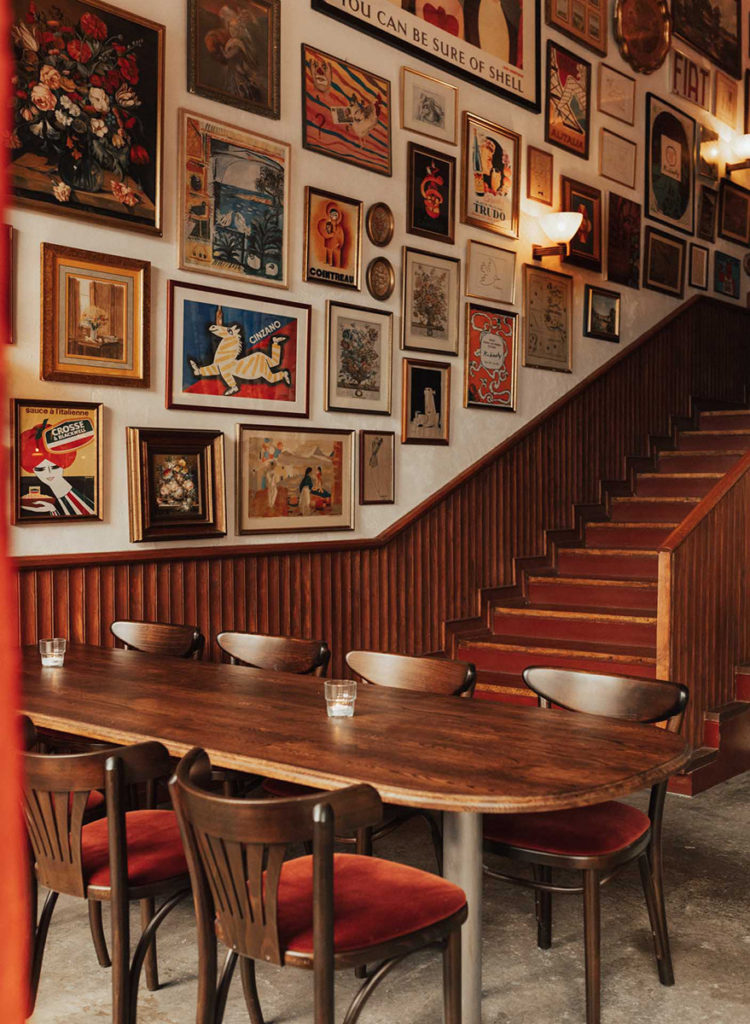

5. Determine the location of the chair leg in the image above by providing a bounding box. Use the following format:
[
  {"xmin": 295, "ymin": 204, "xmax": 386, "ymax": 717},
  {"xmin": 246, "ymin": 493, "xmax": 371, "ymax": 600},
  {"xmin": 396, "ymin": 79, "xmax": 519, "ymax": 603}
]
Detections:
[
  {"xmin": 29, "ymin": 889, "xmax": 58, "ymax": 1016},
  {"xmin": 582, "ymin": 870, "xmax": 601, "ymax": 1024},
  {"xmin": 443, "ymin": 928, "xmax": 462, "ymax": 1024},
  {"xmin": 110, "ymin": 882, "xmax": 130, "ymax": 1024},
  {"xmin": 533, "ymin": 865, "xmax": 552, "ymax": 949},
  {"xmin": 216, "ymin": 950, "xmax": 238, "ymax": 1024},
  {"xmin": 88, "ymin": 900, "xmax": 111, "ymax": 968},
  {"xmin": 239, "ymin": 956, "xmax": 265, "ymax": 1024},
  {"xmin": 140, "ymin": 897, "xmax": 159, "ymax": 990},
  {"xmin": 638, "ymin": 851, "xmax": 675, "ymax": 986},
  {"xmin": 424, "ymin": 811, "xmax": 444, "ymax": 875},
  {"xmin": 354, "ymin": 827, "xmax": 373, "ymax": 980}
]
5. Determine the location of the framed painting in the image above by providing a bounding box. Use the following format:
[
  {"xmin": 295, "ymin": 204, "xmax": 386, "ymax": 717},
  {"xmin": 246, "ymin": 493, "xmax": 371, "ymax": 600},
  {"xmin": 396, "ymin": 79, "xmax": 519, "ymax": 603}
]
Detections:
[
  {"xmin": 698, "ymin": 125, "xmax": 720, "ymax": 180},
  {"xmin": 597, "ymin": 63, "xmax": 635, "ymax": 125},
  {"xmin": 12, "ymin": 398, "xmax": 102, "ymax": 523},
  {"xmin": 527, "ymin": 146, "xmax": 553, "ymax": 205},
  {"xmin": 41, "ymin": 243, "xmax": 149, "ymax": 387},
  {"xmin": 642, "ymin": 227, "xmax": 686, "ymax": 298},
  {"xmin": 325, "ymin": 301, "xmax": 393, "ymax": 415},
  {"xmin": 689, "ymin": 243, "xmax": 709, "ymax": 291},
  {"xmin": 401, "ymin": 67, "xmax": 458, "ymax": 146},
  {"xmin": 178, "ymin": 109, "xmax": 290, "ymax": 288},
  {"xmin": 461, "ymin": 113, "xmax": 520, "ymax": 239},
  {"xmin": 645, "ymin": 94, "xmax": 696, "ymax": 235},
  {"xmin": 310, "ymin": 0, "xmax": 542, "ymax": 114},
  {"xmin": 606, "ymin": 193, "xmax": 641, "ymax": 290},
  {"xmin": 359, "ymin": 430, "xmax": 395, "ymax": 505},
  {"xmin": 166, "ymin": 280, "xmax": 310, "ymax": 418},
  {"xmin": 126, "ymin": 427, "xmax": 226, "ymax": 543},
  {"xmin": 714, "ymin": 70, "xmax": 739, "ymax": 128},
  {"xmin": 718, "ymin": 178, "xmax": 750, "ymax": 245},
  {"xmin": 600, "ymin": 129, "xmax": 637, "ymax": 190},
  {"xmin": 236, "ymin": 424, "xmax": 355, "ymax": 534},
  {"xmin": 407, "ymin": 142, "xmax": 456, "ymax": 244},
  {"xmin": 301, "ymin": 44, "xmax": 391, "ymax": 176},
  {"xmin": 401, "ymin": 247, "xmax": 460, "ymax": 355},
  {"xmin": 583, "ymin": 284, "xmax": 621, "ymax": 342},
  {"xmin": 188, "ymin": 0, "xmax": 280, "ymax": 119},
  {"xmin": 697, "ymin": 184, "xmax": 718, "ymax": 241},
  {"xmin": 522, "ymin": 263, "xmax": 573, "ymax": 373},
  {"xmin": 673, "ymin": 0, "xmax": 741, "ymax": 79},
  {"xmin": 546, "ymin": 0, "xmax": 606, "ymax": 57},
  {"xmin": 303, "ymin": 187, "xmax": 362, "ymax": 291},
  {"xmin": 10, "ymin": 0, "xmax": 164, "ymax": 234},
  {"xmin": 401, "ymin": 358, "xmax": 450, "ymax": 445},
  {"xmin": 545, "ymin": 40, "xmax": 591, "ymax": 160},
  {"xmin": 466, "ymin": 240, "xmax": 516, "ymax": 305},
  {"xmin": 561, "ymin": 176, "xmax": 602, "ymax": 272},
  {"xmin": 714, "ymin": 251, "xmax": 741, "ymax": 299},
  {"xmin": 464, "ymin": 302, "xmax": 518, "ymax": 411}
]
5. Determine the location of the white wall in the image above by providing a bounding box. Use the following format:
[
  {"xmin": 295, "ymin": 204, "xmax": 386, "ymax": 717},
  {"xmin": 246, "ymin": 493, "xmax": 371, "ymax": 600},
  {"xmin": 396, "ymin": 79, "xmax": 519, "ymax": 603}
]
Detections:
[{"xmin": 8, "ymin": 0, "xmax": 746, "ymax": 558}]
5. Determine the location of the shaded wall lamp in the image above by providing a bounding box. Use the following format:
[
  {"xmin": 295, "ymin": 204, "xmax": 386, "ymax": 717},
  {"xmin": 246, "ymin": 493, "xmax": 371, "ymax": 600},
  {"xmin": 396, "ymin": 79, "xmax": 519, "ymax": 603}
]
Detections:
[
  {"xmin": 726, "ymin": 134, "xmax": 750, "ymax": 175},
  {"xmin": 532, "ymin": 212, "xmax": 583, "ymax": 260}
]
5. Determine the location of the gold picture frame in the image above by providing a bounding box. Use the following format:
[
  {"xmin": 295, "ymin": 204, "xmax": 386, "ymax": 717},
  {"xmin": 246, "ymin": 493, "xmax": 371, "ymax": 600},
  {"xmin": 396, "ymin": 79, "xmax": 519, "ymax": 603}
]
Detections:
[
  {"xmin": 401, "ymin": 358, "xmax": 451, "ymax": 445},
  {"xmin": 461, "ymin": 112, "xmax": 521, "ymax": 239},
  {"xmin": 400, "ymin": 66, "xmax": 458, "ymax": 146},
  {"xmin": 522, "ymin": 264, "xmax": 573, "ymax": 373},
  {"xmin": 303, "ymin": 186, "xmax": 363, "ymax": 291},
  {"xmin": 324, "ymin": 300, "xmax": 393, "ymax": 415}
]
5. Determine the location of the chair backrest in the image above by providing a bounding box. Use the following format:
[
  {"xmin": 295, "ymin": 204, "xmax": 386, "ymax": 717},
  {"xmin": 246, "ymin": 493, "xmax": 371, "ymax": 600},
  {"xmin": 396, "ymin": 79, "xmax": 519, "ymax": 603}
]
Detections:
[
  {"xmin": 110, "ymin": 620, "xmax": 205, "ymax": 660},
  {"xmin": 169, "ymin": 747, "xmax": 381, "ymax": 965},
  {"xmin": 216, "ymin": 631, "xmax": 330, "ymax": 675},
  {"xmin": 345, "ymin": 650, "xmax": 476, "ymax": 697}
]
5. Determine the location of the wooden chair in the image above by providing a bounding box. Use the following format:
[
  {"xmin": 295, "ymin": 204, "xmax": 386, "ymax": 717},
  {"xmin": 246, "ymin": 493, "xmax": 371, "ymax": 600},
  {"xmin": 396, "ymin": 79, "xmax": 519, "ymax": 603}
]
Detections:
[
  {"xmin": 110, "ymin": 620, "xmax": 205, "ymax": 660},
  {"xmin": 482, "ymin": 667, "xmax": 689, "ymax": 1024},
  {"xmin": 216, "ymin": 631, "xmax": 330, "ymax": 675},
  {"xmin": 169, "ymin": 747, "xmax": 467, "ymax": 1024}
]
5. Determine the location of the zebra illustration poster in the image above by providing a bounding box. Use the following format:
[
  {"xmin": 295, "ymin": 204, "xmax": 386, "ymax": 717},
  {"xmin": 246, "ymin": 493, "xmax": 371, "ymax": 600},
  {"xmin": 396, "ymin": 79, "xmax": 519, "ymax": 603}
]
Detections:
[{"xmin": 167, "ymin": 281, "xmax": 311, "ymax": 417}]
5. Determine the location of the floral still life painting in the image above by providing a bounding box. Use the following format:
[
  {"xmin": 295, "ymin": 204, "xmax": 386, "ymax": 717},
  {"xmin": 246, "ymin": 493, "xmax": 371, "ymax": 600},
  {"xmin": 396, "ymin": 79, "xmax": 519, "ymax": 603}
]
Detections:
[
  {"xmin": 402, "ymin": 247, "xmax": 460, "ymax": 355},
  {"xmin": 464, "ymin": 303, "xmax": 518, "ymax": 411},
  {"xmin": 325, "ymin": 301, "xmax": 392, "ymax": 415},
  {"xmin": 10, "ymin": 0, "xmax": 164, "ymax": 232}
]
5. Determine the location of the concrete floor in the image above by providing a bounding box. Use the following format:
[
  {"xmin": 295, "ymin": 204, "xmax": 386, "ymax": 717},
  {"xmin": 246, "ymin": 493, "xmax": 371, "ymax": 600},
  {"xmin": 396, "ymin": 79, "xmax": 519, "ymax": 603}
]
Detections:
[{"xmin": 31, "ymin": 773, "xmax": 750, "ymax": 1023}]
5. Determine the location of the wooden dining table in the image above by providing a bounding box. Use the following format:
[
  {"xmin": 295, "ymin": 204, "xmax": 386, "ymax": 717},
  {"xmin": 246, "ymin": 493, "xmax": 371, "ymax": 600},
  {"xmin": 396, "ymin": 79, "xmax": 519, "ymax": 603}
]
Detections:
[{"xmin": 21, "ymin": 644, "xmax": 691, "ymax": 1023}]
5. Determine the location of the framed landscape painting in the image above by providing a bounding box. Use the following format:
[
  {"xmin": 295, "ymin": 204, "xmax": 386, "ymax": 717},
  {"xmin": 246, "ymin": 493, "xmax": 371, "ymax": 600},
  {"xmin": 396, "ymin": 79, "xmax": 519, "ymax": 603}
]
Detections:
[
  {"xmin": 583, "ymin": 285, "xmax": 621, "ymax": 342},
  {"xmin": 402, "ymin": 358, "xmax": 450, "ymax": 445},
  {"xmin": 461, "ymin": 113, "xmax": 520, "ymax": 239},
  {"xmin": 672, "ymin": 0, "xmax": 741, "ymax": 79},
  {"xmin": 402, "ymin": 247, "xmax": 460, "ymax": 355},
  {"xmin": 407, "ymin": 142, "xmax": 456, "ymax": 244},
  {"xmin": 522, "ymin": 264, "xmax": 573, "ymax": 372},
  {"xmin": 607, "ymin": 193, "xmax": 641, "ymax": 290},
  {"xmin": 545, "ymin": 40, "xmax": 591, "ymax": 159},
  {"xmin": 325, "ymin": 301, "xmax": 393, "ymax": 415},
  {"xmin": 642, "ymin": 227, "xmax": 686, "ymax": 298},
  {"xmin": 464, "ymin": 303, "xmax": 518, "ymax": 411},
  {"xmin": 359, "ymin": 430, "xmax": 395, "ymax": 505},
  {"xmin": 645, "ymin": 94, "xmax": 696, "ymax": 235},
  {"xmin": 303, "ymin": 187, "xmax": 362, "ymax": 291}
]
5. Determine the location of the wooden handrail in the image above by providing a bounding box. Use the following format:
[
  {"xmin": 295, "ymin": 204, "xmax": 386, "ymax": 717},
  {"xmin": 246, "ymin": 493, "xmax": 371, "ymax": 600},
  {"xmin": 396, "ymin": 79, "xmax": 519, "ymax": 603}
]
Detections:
[{"xmin": 660, "ymin": 451, "xmax": 750, "ymax": 553}]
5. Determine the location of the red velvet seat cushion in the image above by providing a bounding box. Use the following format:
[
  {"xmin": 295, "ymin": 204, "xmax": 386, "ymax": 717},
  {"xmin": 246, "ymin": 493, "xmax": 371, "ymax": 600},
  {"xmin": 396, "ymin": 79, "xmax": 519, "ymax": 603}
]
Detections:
[
  {"xmin": 85, "ymin": 790, "xmax": 105, "ymax": 813},
  {"xmin": 483, "ymin": 801, "xmax": 650, "ymax": 857},
  {"xmin": 82, "ymin": 809, "xmax": 188, "ymax": 888},
  {"xmin": 262, "ymin": 778, "xmax": 317, "ymax": 799}
]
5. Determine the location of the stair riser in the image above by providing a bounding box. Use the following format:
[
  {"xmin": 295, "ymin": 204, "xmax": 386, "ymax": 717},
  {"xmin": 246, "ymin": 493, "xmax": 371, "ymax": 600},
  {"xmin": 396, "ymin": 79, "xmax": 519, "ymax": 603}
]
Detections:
[
  {"xmin": 491, "ymin": 609, "xmax": 656, "ymax": 645},
  {"xmin": 585, "ymin": 523, "xmax": 674, "ymax": 548},
  {"xmin": 609, "ymin": 500, "xmax": 697, "ymax": 522},
  {"xmin": 634, "ymin": 476, "xmax": 719, "ymax": 497},
  {"xmin": 458, "ymin": 644, "xmax": 657, "ymax": 680},
  {"xmin": 657, "ymin": 452, "xmax": 741, "ymax": 473},
  {"xmin": 527, "ymin": 579, "xmax": 657, "ymax": 612},
  {"xmin": 555, "ymin": 550, "xmax": 658, "ymax": 579},
  {"xmin": 736, "ymin": 670, "xmax": 750, "ymax": 701},
  {"xmin": 676, "ymin": 433, "xmax": 750, "ymax": 452},
  {"xmin": 699, "ymin": 412, "xmax": 750, "ymax": 430}
]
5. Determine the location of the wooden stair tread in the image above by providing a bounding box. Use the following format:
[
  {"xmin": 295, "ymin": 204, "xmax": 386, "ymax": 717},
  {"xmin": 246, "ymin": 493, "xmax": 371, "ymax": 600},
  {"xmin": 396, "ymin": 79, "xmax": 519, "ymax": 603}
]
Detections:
[
  {"xmin": 611, "ymin": 496, "xmax": 699, "ymax": 502},
  {"xmin": 526, "ymin": 574, "xmax": 657, "ymax": 589},
  {"xmin": 461, "ymin": 634, "xmax": 656, "ymax": 660},
  {"xmin": 679, "ymin": 429, "xmax": 750, "ymax": 437},
  {"xmin": 637, "ymin": 472, "xmax": 723, "ymax": 479},
  {"xmin": 559, "ymin": 546, "xmax": 657, "ymax": 556},
  {"xmin": 659, "ymin": 448, "xmax": 748, "ymax": 456},
  {"xmin": 589, "ymin": 520, "xmax": 682, "ymax": 528},
  {"xmin": 493, "ymin": 604, "xmax": 656, "ymax": 623}
]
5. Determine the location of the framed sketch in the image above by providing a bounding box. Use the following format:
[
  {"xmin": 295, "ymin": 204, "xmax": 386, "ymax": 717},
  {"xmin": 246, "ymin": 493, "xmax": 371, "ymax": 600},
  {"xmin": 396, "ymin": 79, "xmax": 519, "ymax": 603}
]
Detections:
[
  {"xmin": 12, "ymin": 398, "xmax": 102, "ymax": 523},
  {"xmin": 689, "ymin": 243, "xmax": 709, "ymax": 291},
  {"xmin": 359, "ymin": 430, "xmax": 395, "ymax": 505},
  {"xmin": 645, "ymin": 94, "xmax": 696, "ymax": 235},
  {"xmin": 600, "ymin": 129, "xmax": 637, "ymax": 190},
  {"xmin": 545, "ymin": 40, "xmax": 591, "ymax": 160},
  {"xmin": 714, "ymin": 70, "xmax": 739, "ymax": 128},
  {"xmin": 10, "ymin": 0, "xmax": 164, "ymax": 234},
  {"xmin": 697, "ymin": 184, "xmax": 718, "ymax": 242},
  {"xmin": 407, "ymin": 142, "xmax": 456, "ymax": 244},
  {"xmin": 597, "ymin": 63, "xmax": 636, "ymax": 125},
  {"xmin": 126, "ymin": 427, "xmax": 226, "ymax": 543},
  {"xmin": 718, "ymin": 178, "xmax": 750, "ymax": 245},
  {"xmin": 401, "ymin": 247, "xmax": 460, "ymax": 355},
  {"xmin": 522, "ymin": 264, "xmax": 573, "ymax": 373},
  {"xmin": 461, "ymin": 113, "xmax": 521, "ymax": 238},
  {"xmin": 178, "ymin": 109, "xmax": 289, "ymax": 288},
  {"xmin": 527, "ymin": 146, "xmax": 553, "ymax": 205},
  {"xmin": 673, "ymin": 0, "xmax": 741, "ymax": 79},
  {"xmin": 561, "ymin": 176, "xmax": 602, "ymax": 272},
  {"xmin": 464, "ymin": 303, "xmax": 518, "ymax": 411},
  {"xmin": 401, "ymin": 358, "xmax": 450, "ymax": 445},
  {"xmin": 607, "ymin": 193, "xmax": 641, "ymax": 290},
  {"xmin": 466, "ymin": 240, "xmax": 516, "ymax": 305},
  {"xmin": 642, "ymin": 227, "xmax": 686, "ymax": 298},
  {"xmin": 614, "ymin": 0, "xmax": 671, "ymax": 74},
  {"xmin": 187, "ymin": 0, "xmax": 279, "ymax": 119},
  {"xmin": 401, "ymin": 67, "xmax": 458, "ymax": 145},
  {"xmin": 310, "ymin": 0, "xmax": 541, "ymax": 114},
  {"xmin": 324, "ymin": 301, "xmax": 393, "ymax": 415},
  {"xmin": 546, "ymin": 0, "xmax": 606, "ymax": 57},
  {"xmin": 236, "ymin": 424, "xmax": 355, "ymax": 534},
  {"xmin": 583, "ymin": 285, "xmax": 621, "ymax": 342},
  {"xmin": 698, "ymin": 124, "xmax": 720, "ymax": 180},
  {"xmin": 366, "ymin": 258, "xmax": 396, "ymax": 301},
  {"xmin": 671, "ymin": 50, "xmax": 711, "ymax": 112},
  {"xmin": 41, "ymin": 243, "xmax": 149, "ymax": 387},
  {"xmin": 714, "ymin": 251, "xmax": 741, "ymax": 299},
  {"xmin": 166, "ymin": 280, "xmax": 310, "ymax": 417},
  {"xmin": 301, "ymin": 44, "xmax": 391, "ymax": 176},
  {"xmin": 303, "ymin": 187, "xmax": 362, "ymax": 291},
  {"xmin": 366, "ymin": 202, "xmax": 395, "ymax": 247}
]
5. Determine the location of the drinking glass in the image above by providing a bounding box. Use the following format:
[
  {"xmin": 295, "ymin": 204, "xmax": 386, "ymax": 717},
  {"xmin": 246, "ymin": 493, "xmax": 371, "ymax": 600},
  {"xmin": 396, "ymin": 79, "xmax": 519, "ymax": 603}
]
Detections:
[
  {"xmin": 324, "ymin": 679, "xmax": 357, "ymax": 718},
  {"xmin": 39, "ymin": 638, "xmax": 66, "ymax": 668}
]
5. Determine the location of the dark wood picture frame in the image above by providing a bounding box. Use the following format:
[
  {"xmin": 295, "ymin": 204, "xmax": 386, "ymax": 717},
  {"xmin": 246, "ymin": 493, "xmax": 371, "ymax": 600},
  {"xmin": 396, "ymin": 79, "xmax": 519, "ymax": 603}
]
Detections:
[
  {"xmin": 561, "ymin": 176, "xmax": 602, "ymax": 272},
  {"xmin": 697, "ymin": 184, "xmax": 719, "ymax": 242},
  {"xmin": 606, "ymin": 193, "xmax": 641, "ymax": 290},
  {"xmin": 406, "ymin": 142, "xmax": 456, "ymax": 244},
  {"xmin": 718, "ymin": 177, "xmax": 750, "ymax": 246},
  {"xmin": 583, "ymin": 284, "xmax": 621, "ymax": 342},
  {"xmin": 714, "ymin": 250, "xmax": 741, "ymax": 299},
  {"xmin": 546, "ymin": 0, "xmax": 607, "ymax": 57},
  {"xmin": 645, "ymin": 93, "xmax": 696, "ymax": 235},
  {"xmin": 673, "ymin": 0, "xmax": 741, "ymax": 79},
  {"xmin": 642, "ymin": 226, "xmax": 686, "ymax": 298},
  {"xmin": 302, "ymin": 186, "xmax": 363, "ymax": 291},
  {"xmin": 401, "ymin": 246, "xmax": 461, "ymax": 356},
  {"xmin": 359, "ymin": 430, "xmax": 395, "ymax": 506},
  {"xmin": 689, "ymin": 243, "xmax": 709, "ymax": 291},
  {"xmin": 545, "ymin": 39, "xmax": 591, "ymax": 160},
  {"xmin": 401, "ymin": 358, "xmax": 451, "ymax": 446}
]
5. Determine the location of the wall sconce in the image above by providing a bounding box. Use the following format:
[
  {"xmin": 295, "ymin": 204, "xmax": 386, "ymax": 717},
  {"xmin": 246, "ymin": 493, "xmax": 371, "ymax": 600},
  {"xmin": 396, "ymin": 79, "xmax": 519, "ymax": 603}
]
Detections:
[
  {"xmin": 532, "ymin": 212, "xmax": 584, "ymax": 260},
  {"xmin": 726, "ymin": 134, "xmax": 750, "ymax": 175}
]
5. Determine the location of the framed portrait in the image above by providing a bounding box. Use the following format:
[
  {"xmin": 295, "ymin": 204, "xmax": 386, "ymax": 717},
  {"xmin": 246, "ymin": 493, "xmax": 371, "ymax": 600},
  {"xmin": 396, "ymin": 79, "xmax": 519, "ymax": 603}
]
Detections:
[
  {"xmin": 698, "ymin": 125, "xmax": 720, "ymax": 180},
  {"xmin": 401, "ymin": 67, "xmax": 458, "ymax": 145},
  {"xmin": 178, "ymin": 109, "xmax": 290, "ymax": 288},
  {"xmin": 606, "ymin": 193, "xmax": 641, "ymax": 290},
  {"xmin": 461, "ymin": 113, "xmax": 521, "ymax": 238},
  {"xmin": 188, "ymin": 0, "xmax": 279, "ymax": 119},
  {"xmin": 645, "ymin": 94, "xmax": 696, "ymax": 235},
  {"xmin": 673, "ymin": 0, "xmax": 741, "ymax": 79},
  {"xmin": 5, "ymin": 225, "xmax": 14, "ymax": 345},
  {"xmin": 325, "ymin": 301, "xmax": 393, "ymax": 415},
  {"xmin": 401, "ymin": 247, "xmax": 461, "ymax": 355},
  {"xmin": 561, "ymin": 176, "xmax": 602, "ymax": 272},
  {"xmin": 466, "ymin": 240, "xmax": 516, "ymax": 305},
  {"xmin": 642, "ymin": 227, "xmax": 686, "ymax": 298},
  {"xmin": 545, "ymin": 40, "xmax": 591, "ymax": 160},
  {"xmin": 236, "ymin": 424, "xmax": 355, "ymax": 534},
  {"xmin": 671, "ymin": 50, "xmax": 711, "ymax": 112},
  {"xmin": 522, "ymin": 264, "xmax": 573, "ymax": 373},
  {"xmin": 366, "ymin": 257, "xmax": 396, "ymax": 302},
  {"xmin": 718, "ymin": 178, "xmax": 750, "ymax": 246},
  {"xmin": 126, "ymin": 427, "xmax": 226, "ymax": 543},
  {"xmin": 12, "ymin": 398, "xmax": 102, "ymax": 524},
  {"xmin": 401, "ymin": 358, "xmax": 450, "ymax": 445},
  {"xmin": 366, "ymin": 202, "xmax": 395, "ymax": 247},
  {"xmin": 301, "ymin": 44, "xmax": 391, "ymax": 177},
  {"xmin": 310, "ymin": 0, "xmax": 541, "ymax": 114},
  {"xmin": 689, "ymin": 243, "xmax": 709, "ymax": 291},
  {"xmin": 614, "ymin": 0, "xmax": 671, "ymax": 75},
  {"xmin": 10, "ymin": 0, "xmax": 164, "ymax": 234},
  {"xmin": 583, "ymin": 285, "xmax": 621, "ymax": 342},
  {"xmin": 714, "ymin": 70, "xmax": 739, "ymax": 128},
  {"xmin": 600, "ymin": 129, "xmax": 637, "ymax": 190},
  {"xmin": 527, "ymin": 146, "xmax": 553, "ymax": 205},
  {"xmin": 166, "ymin": 280, "xmax": 310, "ymax": 418},
  {"xmin": 303, "ymin": 187, "xmax": 362, "ymax": 291},
  {"xmin": 546, "ymin": 0, "xmax": 606, "ymax": 57},
  {"xmin": 714, "ymin": 251, "xmax": 741, "ymax": 299},
  {"xmin": 597, "ymin": 63, "xmax": 636, "ymax": 125},
  {"xmin": 697, "ymin": 184, "xmax": 718, "ymax": 242},
  {"xmin": 359, "ymin": 430, "xmax": 395, "ymax": 505},
  {"xmin": 40, "ymin": 243, "xmax": 149, "ymax": 387},
  {"xmin": 407, "ymin": 142, "xmax": 456, "ymax": 244},
  {"xmin": 464, "ymin": 303, "xmax": 518, "ymax": 412}
]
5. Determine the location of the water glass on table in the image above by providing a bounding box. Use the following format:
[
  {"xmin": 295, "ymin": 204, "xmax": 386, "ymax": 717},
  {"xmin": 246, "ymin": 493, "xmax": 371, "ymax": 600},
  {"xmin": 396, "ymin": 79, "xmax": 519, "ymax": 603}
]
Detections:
[
  {"xmin": 39, "ymin": 638, "xmax": 66, "ymax": 667},
  {"xmin": 324, "ymin": 680, "xmax": 357, "ymax": 718}
]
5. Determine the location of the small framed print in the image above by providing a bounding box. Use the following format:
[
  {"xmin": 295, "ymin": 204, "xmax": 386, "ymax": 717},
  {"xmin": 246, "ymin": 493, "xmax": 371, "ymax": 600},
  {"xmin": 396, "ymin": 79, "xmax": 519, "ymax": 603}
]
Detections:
[
  {"xmin": 642, "ymin": 227, "xmax": 686, "ymax": 299},
  {"xmin": 697, "ymin": 185, "xmax": 718, "ymax": 242},
  {"xmin": 645, "ymin": 94, "xmax": 695, "ymax": 236},
  {"xmin": 366, "ymin": 257, "xmax": 396, "ymax": 302},
  {"xmin": 303, "ymin": 187, "xmax": 362, "ymax": 291},
  {"xmin": 465, "ymin": 240, "xmax": 516, "ymax": 305},
  {"xmin": 401, "ymin": 67, "xmax": 458, "ymax": 146},
  {"xmin": 359, "ymin": 430, "xmax": 395, "ymax": 505},
  {"xmin": 714, "ymin": 251, "xmax": 741, "ymax": 299},
  {"xmin": 126, "ymin": 427, "xmax": 226, "ymax": 543},
  {"xmin": 365, "ymin": 202, "xmax": 395, "ymax": 247},
  {"xmin": 714, "ymin": 70, "xmax": 739, "ymax": 129},
  {"xmin": 546, "ymin": 0, "xmax": 607, "ymax": 57},
  {"xmin": 401, "ymin": 247, "xmax": 460, "ymax": 355},
  {"xmin": 597, "ymin": 64, "xmax": 636, "ymax": 125},
  {"xmin": 522, "ymin": 264, "xmax": 573, "ymax": 373},
  {"xmin": 325, "ymin": 300, "xmax": 393, "ymax": 415},
  {"xmin": 607, "ymin": 193, "xmax": 641, "ymax": 290},
  {"xmin": 527, "ymin": 146, "xmax": 554, "ymax": 206},
  {"xmin": 689, "ymin": 243, "xmax": 709, "ymax": 291},
  {"xmin": 561, "ymin": 176, "xmax": 602, "ymax": 272},
  {"xmin": 461, "ymin": 113, "xmax": 521, "ymax": 239},
  {"xmin": 698, "ymin": 125, "xmax": 720, "ymax": 180},
  {"xmin": 583, "ymin": 284, "xmax": 621, "ymax": 342},
  {"xmin": 464, "ymin": 303, "xmax": 518, "ymax": 412},
  {"xmin": 718, "ymin": 178, "xmax": 750, "ymax": 246},
  {"xmin": 13, "ymin": 398, "xmax": 102, "ymax": 524},
  {"xmin": 401, "ymin": 358, "xmax": 450, "ymax": 445},
  {"xmin": 600, "ymin": 129, "xmax": 637, "ymax": 190},
  {"xmin": 407, "ymin": 142, "xmax": 456, "ymax": 244},
  {"xmin": 545, "ymin": 40, "xmax": 592, "ymax": 160}
]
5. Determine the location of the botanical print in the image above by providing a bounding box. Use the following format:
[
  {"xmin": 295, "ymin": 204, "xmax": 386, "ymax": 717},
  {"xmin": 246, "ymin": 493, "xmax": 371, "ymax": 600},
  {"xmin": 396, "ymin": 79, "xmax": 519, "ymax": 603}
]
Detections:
[
  {"xmin": 360, "ymin": 430, "xmax": 395, "ymax": 505},
  {"xmin": 462, "ymin": 113, "xmax": 520, "ymax": 238},
  {"xmin": 10, "ymin": 0, "xmax": 163, "ymax": 232},
  {"xmin": 697, "ymin": 185, "xmax": 718, "ymax": 242},
  {"xmin": 464, "ymin": 303, "xmax": 517, "ymax": 411},
  {"xmin": 607, "ymin": 193, "xmax": 641, "ymax": 290},
  {"xmin": 401, "ymin": 67, "xmax": 457, "ymax": 145},
  {"xmin": 326, "ymin": 302, "xmax": 393, "ymax": 415},
  {"xmin": 402, "ymin": 248, "xmax": 460, "ymax": 354},
  {"xmin": 714, "ymin": 251, "xmax": 740, "ymax": 299},
  {"xmin": 672, "ymin": 0, "xmax": 740, "ymax": 79},
  {"xmin": 152, "ymin": 454, "xmax": 202, "ymax": 517},
  {"xmin": 523, "ymin": 264, "xmax": 573, "ymax": 372},
  {"xmin": 546, "ymin": 41, "xmax": 590, "ymax": 159},
  {"xmin": 301, "ymin": 44, "xmax": 391, "ymax": 176},
  {"xmin": 179, "ymin": 110, "xmax": 289, "ymax": 288},
  {"xmin": 646, "ymin": 94, "xmax": 696, "ymax": 235},
  {"xmin": 303, "ymin": 188, "xmax": 362, "ymax": 290},
  {"xmin": 465, "ymin": 240, "xmax": 516, "ymax": 304},
  {"xmin": 402, "ymin": 359, "xmax": 450, "ymax": 444},
  {"xmin": 407, "ymin": 143, "xmax": 455, "ymax": 243}
]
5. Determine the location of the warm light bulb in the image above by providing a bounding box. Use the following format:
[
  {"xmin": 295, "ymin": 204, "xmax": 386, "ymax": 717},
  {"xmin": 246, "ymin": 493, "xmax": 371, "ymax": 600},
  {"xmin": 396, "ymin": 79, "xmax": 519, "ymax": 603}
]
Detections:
[
  {"xmin": 700, "ymin": 139, "xmax": 720, "ymax": 162},
  {"xmin": 538, "ymin": 212, "xmax": 583, "ymax": 245},
  {"xmin": 733, "ymin": 134, "xmax": 750, "ymax": 158}
]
